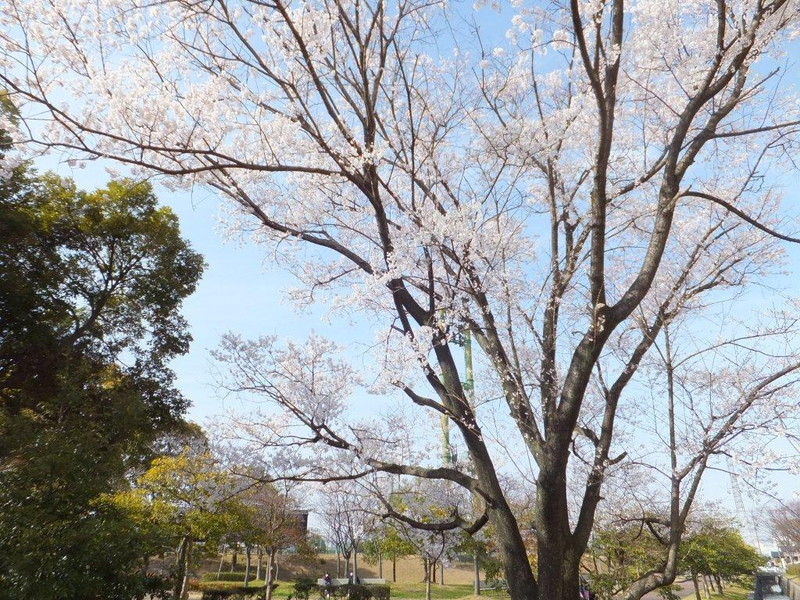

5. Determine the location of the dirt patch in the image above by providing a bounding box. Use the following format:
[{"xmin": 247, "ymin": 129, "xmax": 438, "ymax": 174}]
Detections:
[{"xmin": 201, "ymin": 553, "xmax": 479, "ymax": 585}]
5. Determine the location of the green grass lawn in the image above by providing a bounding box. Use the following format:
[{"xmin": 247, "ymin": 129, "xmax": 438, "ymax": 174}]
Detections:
[
  {"xmin": 194, "ymin": 579, "xmax": 510, "ymax": 599},
  {"xmin": 193, "ymin": 579, "xmax": 748, "ymax": 600},
  {"xmin": 709, "ymin": 584, "xmax": 750, "ymax": 600},
  {"xmin": 390, "ymin": 583, "xmax": 478, "ymax": 599}
]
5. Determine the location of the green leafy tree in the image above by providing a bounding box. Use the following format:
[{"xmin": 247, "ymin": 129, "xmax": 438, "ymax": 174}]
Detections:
[
  {"xmin": 360, "ymin": 526, "xmax": 416, "ymax": 583},
  {"xmin": 0, "ymin": 170, "xmax": 204, "ymax": 600},
  {"xmin": 586, "ymin": 522, "xmax": 665, "ymax": 600},
  {"xmin": 234, "ymin": 482, "xmax": 311, "ymax": 600},
  {"xmin": 137, "ymin": 447, "xmax": 242, "ymax": 600},
  {"xmin": 681, "ymin": 523, "xmax": 764, "ymax": 600}
]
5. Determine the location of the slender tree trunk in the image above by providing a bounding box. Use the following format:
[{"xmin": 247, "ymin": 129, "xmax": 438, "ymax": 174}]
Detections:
[
  {"xmin": 257, "ymin": 547, "xmax": 264, "ymax": 581},
  {"xmin": 218, "ymin": 546, "xmax": 226, "ymax": 580},
  {"xmin": 231, "ymin": 544, "xmax": 238, "ymax": 572},
  {"xmin": 244, "ymin": 544, "xmax": 252, "ymax": 587},
  {"xmin": 692, "ymin": 572, "xmax": 702, "ymax": 600},
  {"xmin": 175, "ymin": 536, "xmax": 193, "ymax": 600},
  {"xmin": 378, "ymin": 550, "xmax": 382, "ymax": 579},
  {"xmin": 353, "ymin": 545, "xmax": 359, "ymax": 582},
  {"xmin": 174, "ymin": 536, "xmax": 190, "ymax": 600},
  {"xmin": 345, "ymin": 554, "xmax": 351, "ymax": 576},
  {"xmin": 265, "ymin": 548, "xmax": 278, "ymax": 600},
  {"xmin": 424, "ymin": 559, "xmax": 432, "ymax": 600},
  {"xmin": 392, "ymin": 557, "xmax": 397, "ymax": 583},
  {"xmin": 474, "ymin": 553, "xmax": 481, "ymax": 595},
  {"xmin": 337, "ymin": 551, "xmax": 341, "ymax": 578}
]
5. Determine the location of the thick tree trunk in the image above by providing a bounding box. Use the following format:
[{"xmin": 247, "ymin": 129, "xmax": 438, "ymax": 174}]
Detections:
[
  {"xmin": 536, "ymin": 454, "xmax": 581, "ymax": 600},
  {"xmin": 489, "ymin": 501, "xmax": 538, "ymax": 600}
]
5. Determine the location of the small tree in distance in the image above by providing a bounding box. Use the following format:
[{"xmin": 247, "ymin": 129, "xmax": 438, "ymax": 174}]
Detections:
[{"xmin": 768, "ymin": 501, "xmax": 800, "ymax": 555}]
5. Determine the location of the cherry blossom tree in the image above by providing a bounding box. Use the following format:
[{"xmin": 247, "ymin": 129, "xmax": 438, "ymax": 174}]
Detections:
[
  {"xmin": 769, "ymin": 500, "xmax": 800, "ymax": 552},
  {"xmin": 3, "ymin": 2, "xmax": 800, "ymax": 600},
  {"xmin": 318, "ymin": 481, "xmax": 378, "ymax": 579},
  {"xmin": 387, "ymin": 480, "xmax": 467, "ymax": 600}
]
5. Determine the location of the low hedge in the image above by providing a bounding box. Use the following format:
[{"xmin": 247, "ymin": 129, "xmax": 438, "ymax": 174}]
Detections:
[
  {"xmin": 293, "ymin": 578, "xmax": 318, "ymax": 599},
  {"xmin": 318, "ymin": 584, "xmax": 390, "ymax": 600},
  {"xmin": 200, "ymin": 585, "xmax": 266, "ymax": 599}
]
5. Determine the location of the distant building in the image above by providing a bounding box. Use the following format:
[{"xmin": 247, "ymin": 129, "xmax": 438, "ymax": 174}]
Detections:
[{"xmin": 776, "ymin": 546, "xmax": 800, "ymax": 565}]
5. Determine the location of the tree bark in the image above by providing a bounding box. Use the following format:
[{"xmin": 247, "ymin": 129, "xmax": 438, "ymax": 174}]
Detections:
[
  {"xmin": 217, "ymin": 546, "xmax": 225, "ymax": 580},
  {"xmin": 244, "ymin": 544, "xmax": 252, "ymax": 587},
  {"xmin": 173, "ymin": 536, "xmax": 190, "ymax": 600},
  {"xmin": 424, "ymin": 559, "xmax": 432, "ymax": 600},
  {"xmin": 265, "ymin": 547, "xmax": 277, "ymax": 600},
  {"xmin": 173, "ymin": 535, "xmax": 193, "ymax": 600},
  {"xmin": 692, "ymin": 573, "xmax": 702, "ymax": 600}
]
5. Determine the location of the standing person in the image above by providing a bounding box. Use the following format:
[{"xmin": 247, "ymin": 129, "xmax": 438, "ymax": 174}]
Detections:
[
  {"xmin": 323, "ymin": 572, "xmax": 332, "ymax": 598},
  {"xmin": 348, "ymin": 572, "xmax": 354, "ymax": 585}
]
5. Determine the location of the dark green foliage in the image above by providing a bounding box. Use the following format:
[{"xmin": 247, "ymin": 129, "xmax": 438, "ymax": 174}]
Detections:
[
  {"xmin": 140, "ymin": 574, "xmax": 173, "ymax": 599},
  {"xmin": 293, "ymin": 578, "xmax": 318, "ymax": 599},
  {"xmin": 0, "ymin": 167, "xmax": 204, "ymax": 599},
  {"xmin": 367, "ymin": 585, "xmax": 391, "ymax": 600},
  {"xmin": 346, "ymin": 585, "xmax": 373, "ymax": 600}
]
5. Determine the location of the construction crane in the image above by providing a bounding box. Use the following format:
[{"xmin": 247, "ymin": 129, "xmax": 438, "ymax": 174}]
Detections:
[{"xmin": 727, "ymin": 456, "xmax": 763, "ymax": 552}]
